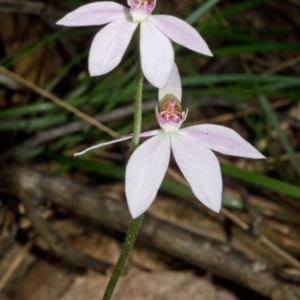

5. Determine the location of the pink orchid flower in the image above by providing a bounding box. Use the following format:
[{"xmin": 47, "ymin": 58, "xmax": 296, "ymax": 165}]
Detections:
[
  {"xmin": 56, "ymin": 0, "xmax": 212, "ymax": 88},
  {"xmin": 74, "ymin": 64, "xmax": 265, "ymax": 218}
]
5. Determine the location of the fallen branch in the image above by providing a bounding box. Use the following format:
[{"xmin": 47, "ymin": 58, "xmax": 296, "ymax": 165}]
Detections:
[
  {"xmin": 21, "ymin": 193, "xmax": 110, "ymax": 274},
  {"xmin": 1, "ymin": 164, "xmax": 300, "ymax": 300}
]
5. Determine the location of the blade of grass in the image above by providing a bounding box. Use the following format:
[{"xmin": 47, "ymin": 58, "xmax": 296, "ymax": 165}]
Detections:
[
  {"xmin": 185, "ymin": 0, "xmax": 221, "ymax": 25},
  {"xmin": 213, "ymin": 42, "xmax": 300, "ymax": 56},
  {"xmin": 181, "ymin": 74, "xmax": 300, "ymax": 86},
  {"xmin": 1, "ymin": 28, "xmax": 96, "ymax": 67},
  {"xmin": 54, "ymin": 155, "xmax": 300, "ymax": 200},
  {"xmin": 221, "ymin": 163, "xmax": 300, "ymax": 199},
  {"xmin": 258, "ymin": 94, "xmax": 300, "ymax": 181},
  {"xmin": 0, "ymin": 66, "xmax": 118, "ymax": 137},
  {"xmin": 201, "ymin": 0, "xmax": 269, "ymax": 27},
  {"xmin": 0, "ymin": 115, "xmax": 67, "ymax": 131},
  {"xmin": 241, "ymin": 60, "xmax": 300, "ymax": 181}
]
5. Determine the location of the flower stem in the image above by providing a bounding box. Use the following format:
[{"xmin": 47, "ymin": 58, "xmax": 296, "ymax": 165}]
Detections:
[
  {"xmin": 130, "ymin": 26, "xmax": 143, "ymax": 153},
  {"xmin": 101, "ymin": 26, "xmax": 144, "ymax": 300},
  {"xmin": 101, "ymin": 216, "xmax": 143, "ymax": 300}
]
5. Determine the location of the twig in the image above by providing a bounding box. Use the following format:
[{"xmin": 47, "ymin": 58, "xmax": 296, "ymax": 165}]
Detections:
[
  {"xmin": 221, "ymin": 207, "xmax": 249, "ymax": 230},
  {"xmin": 0, "ymin": 65, "xmax": 118, "ymax": 138},
  {"xmin": 260, "ymin": 235, "xmax": 300, "ymax": 270},
  {"xmin": 0, "ymin": 73, "xmax": 23, "ymax": 91},
  {"xmin": 240, "ymin": 187, "xmax": 263, "ymax": 237},
  {"xmin": 166, "ymin": 169, "xmax": 250, "ymax": 230},
  {"xmin": 238, "ymin": 187, "xmax": 300, "ymax": 271},
  {"xmin": 166, "ymin": 168, "xmax": 300, "ymax": 271},
  {"xmin": 262, "ymin": 55, "xmax": 300, "ymax": 75},
  {"xmin": 274, "ymin": 267, "xmax": 300, "ymax": 283},
  {"xmin": 0, "ymin": 239, "xmax": 34, "ymax": 291},
  {"xmin": 1, "ymin": 163, "xmax": 300, "ymax": 300}
]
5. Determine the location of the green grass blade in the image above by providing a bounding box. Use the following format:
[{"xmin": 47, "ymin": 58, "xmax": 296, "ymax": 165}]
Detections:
[
  {"xmin": 258, "ymin": 94, "xmax": 300, "ymax": 180},
  {"xmin": 202, "ymin": 0, "xmax": 269, "ymax": 26},
  {"xmin": 54, "ymin": 156, "xmax": 300, "ymax": 200},
  {"xmin": 221, "ymin": 163, "xmax": 300, "ymax": 199},
  {"xmin": 185, "ymin": 0, "xmax": 221, "ymax": 25},
  {"xmin": 213, "ymin": 42, "xmax": 300, "ymax": 56}
]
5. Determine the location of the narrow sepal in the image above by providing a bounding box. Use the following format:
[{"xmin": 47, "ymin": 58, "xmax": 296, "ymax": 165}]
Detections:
[
  {"xmin": 74, "ymin": 130, "xmax": 159, "ymax": 156},
  {"xmin": 74, "ymin": 134, "xmax": 133, "ymax": 156}
]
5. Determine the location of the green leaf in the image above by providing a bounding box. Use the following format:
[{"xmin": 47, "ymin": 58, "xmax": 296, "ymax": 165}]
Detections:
[
  {"xmin": 258, "ymin": 94, "xmax": 300, "ymax": 180},
  {"xmin": 213, "ymin": 42, "xmax": 300, "ymax": 56},
  {"xmin": 56, "ymin": 155, "xmax": 125, "ymax": 179},
  {"xmin": 202, "ymin": 0, "xmax": 270, "ymax": 26},
  {"xmin": 185, "ymin": 0, "xmax": 221, "ymax": 25},
  {"xmin": 221, "ymin": 163, "xmax": 300, "ymax": 199}
]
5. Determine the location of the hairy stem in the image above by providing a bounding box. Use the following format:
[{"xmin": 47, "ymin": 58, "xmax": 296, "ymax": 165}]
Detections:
[
  {"xmin": 130, "ymin": 27, "xmax": 143, "ymax": 153},
  {"xmin": 101, "ymin": 26, "xmax": 144, "ymax": 300}
]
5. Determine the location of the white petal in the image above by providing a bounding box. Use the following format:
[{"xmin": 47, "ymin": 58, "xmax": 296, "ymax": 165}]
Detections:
[
  {"xmin": 74, "ymin": 130, "xmax": 159, "ymax": 156},
  {"xmin": 126, "ymin": 134, "xmax": 171, "ymax": 218},
  {"xmin": 149, "ymin": 15, "xmax": 212, "ymax": 56},
  {"xmin": 159, "ymin": 63, "xmax": 182, "ymax": 102},
  {"xmin": 89, "ymin": 19, "xmax": 138, "ymax": 76},
  {"xmin": 171, "ymin": 133, "xmax": 222, "ymax": 212},
  {"xmin": 179, "ymin": 125, "xmax": 265, "ymax": 159},
  {"xmin": 140, "ymin": 20, "xmax": 174, "ymax": 88},
  {"xmin": 57, "ymin": 2, "xmax": 130, "ymax": 27}
]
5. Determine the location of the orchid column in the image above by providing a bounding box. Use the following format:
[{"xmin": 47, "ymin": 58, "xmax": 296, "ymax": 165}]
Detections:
[{"xmin": 57, "ymin": 1, "xmax": 214, "ymax": 299}]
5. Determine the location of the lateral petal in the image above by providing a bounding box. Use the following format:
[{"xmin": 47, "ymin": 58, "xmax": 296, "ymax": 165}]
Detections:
[
  {"xmin": 139, "ymin": 129, "xmax": 162, "ymax": 137},
  {"xmin": 149, "ymin": 15, "xmax": 212, "ymax": 56},
  {"xmin": 56, "ymin": 2, "xmax": 130, "ymax": 27},
  {"xmin": 158, "ymin": 63, "xmax": 182, "ymax": 102},
  {"xmin": 179, "ymin": 125, "xmax": 265, "ymax": 159},
  {"xmin": 140, "ymin": 20, "xmax": 174, "ymax": 88},
  {"xmin": 74, "ymin": 130, "xmax": 160, "ymax": 156},
  {"xmin": 171, "ymin": 133, "xmax": 222, "ymax": 212},
  {"xmin": 126, "ymin": 134, "xmax": 171, "ymax": 218},
  {"xmin": 89, "ymin": 19, "xmax": 138, "ymax": 76},
  {"xmin": 74, "ymin": 135, "xmax": 133, "ymax": 156}
]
